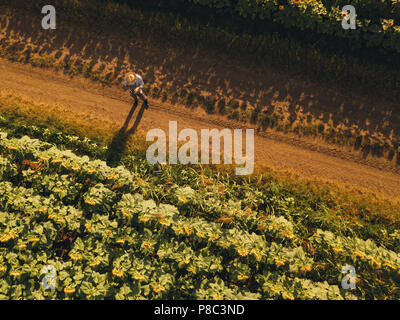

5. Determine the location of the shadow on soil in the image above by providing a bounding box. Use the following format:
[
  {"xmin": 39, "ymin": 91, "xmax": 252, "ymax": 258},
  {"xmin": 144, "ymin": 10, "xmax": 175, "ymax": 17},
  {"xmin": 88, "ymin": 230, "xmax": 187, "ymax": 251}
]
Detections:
[{"xmin": 106, "ymin": 101, "xmax": 147, "ymax": 166}]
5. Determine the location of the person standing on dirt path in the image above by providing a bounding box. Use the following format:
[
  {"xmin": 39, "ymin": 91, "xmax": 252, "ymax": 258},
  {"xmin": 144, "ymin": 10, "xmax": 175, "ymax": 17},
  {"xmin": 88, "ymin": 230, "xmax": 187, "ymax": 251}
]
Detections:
[{"xmin": 123, "ymin": 72, "xmax": 149, "ymax": 109}]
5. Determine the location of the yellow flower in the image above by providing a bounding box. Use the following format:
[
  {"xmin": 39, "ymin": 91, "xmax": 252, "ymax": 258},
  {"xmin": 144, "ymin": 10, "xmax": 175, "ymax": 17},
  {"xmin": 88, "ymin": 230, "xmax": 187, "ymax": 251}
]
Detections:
[
  {"xmin": 275, "ymin": 259, "xmax": 285, "ymax": 266},
  {"xmin": 142, "ymin": 242, "xmax": 151, "ymax": 249},
  {"xmin": 8, "ymin": 232, "xmax": 17, "ymax": 240},
  {"xmin": 292, "ymin": 0, "xmax": 300, "ymax": 4},
  {"xmin": 133, "ymin": 274, "xmax": 145, "ymax": 280},
  {"xmin": 353, "ymin": 250, "xmax": 364, "ymax": 258},
  {"xmin": 17, "ymin": 243, "xmax": 27, "ymax": 249},
  {"xmin": 332, "ymin": 247, "xmax": 344, "ymax": 253},
  {"xmin": 69, "ymin": 253, "xmax": 81, "ymax": 261},
  {"xmin": 90, "ymin": 260, "xmax": 100, "ymax": 267},
  {"xmin": 178, "ymin": 259, "xmax": 190, "ymax": 268},
  {"xmin": 369, "ymin": 256, "xmax": 381, "ymax": 267},
  {"xmin": 184, "ymin": 225, "xmax": 191, "ymax": 236},
  {"xmin": 279, "ymin": 5, "xmax": 284, "ymax": 10},
  {"xmin": 64, "ymin": 287, "xmax": 75, "ymax": 294},
  {"xmin": 283, "ymin": 293, "xmax": 295, "ymax": 300},
  {"xmin": 159, "ymin": 220, "xmax": 171, "ymax": 227},
  {"xmin": 220, "ymin": 241, "xmax": 230, "ymax": 248},
  {"xmin": 84, "ymin": 198, "xmax": 96, "ymax": 205},
  {"xmin": 135, "ymin": 178, "xmax": 144, "ymax": 185},
  {"xmin": 237, "ymin": 248, "xmax": 248, "ymax": 257},
  {"xmin": 10, "ymin": 271, "xmax": 21, "ymax": 277},
  {"xmin": 177, "ymin": 196, "xmax": 186, "ymax": 203},
  {"xmin": 283, "ymin": 230, "xmax": 295, "ymax": 239},
  {"xmin": 238, "ymin": 275, "xmax": 249, "ymax": 280},
  {"xmin": 388, "ymin": 21, "xmax": 394, "ymax": 27},
  {"xmin": 270, "ymin": 288, "xmax": 280, "ymax": 295},
  {"xmin": 341, "ymin": 12, "xmax": 348, "ymax": 18},
  {"xmin": 251, "ymin": 249, "xmax": 262, "ymax": 261},
  {"xmin": 0, "ymin": 235, "xmax": 11, "ymax": 242},
  {"xmin": 139, "ymin": 216, "xmax": 150, "ymax": 222},
  {"xmin": 153, "ymin": 285, "xmax": 166, "ymax": 293},
  {"xmin": 87, "ymin": 169, "xmax": 97, "ymax": 173},
  {"xmin": 300, "ymin": 265, "xmax": 312, "ymax": 272},
  {"xmin": 120, "ymin": 208, "xmax": 131, "ymax": 217},
  {"xmin": 112, "ymin": 269, "xmax": 124, "ymax": 277},
  {"xmin": 112, "ymin": 183, "xmax": 122, "ymax": 190},
  {"xmin": 383, "ymin": 263, "xmax": 397, "ymax": 270}
]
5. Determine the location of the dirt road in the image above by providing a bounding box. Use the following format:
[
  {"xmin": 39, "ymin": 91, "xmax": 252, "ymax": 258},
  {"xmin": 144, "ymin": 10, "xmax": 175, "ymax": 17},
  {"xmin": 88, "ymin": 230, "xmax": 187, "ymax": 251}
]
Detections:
[{"xmin": 0, "ymin": 59, "xmax": 399, "ymax": 201}]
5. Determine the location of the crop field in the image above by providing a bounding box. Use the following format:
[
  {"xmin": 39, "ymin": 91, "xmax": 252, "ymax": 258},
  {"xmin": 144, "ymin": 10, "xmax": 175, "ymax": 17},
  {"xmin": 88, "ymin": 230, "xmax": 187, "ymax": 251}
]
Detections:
[
  {"xmin": 0, "ymin": 0, "xmax": 399, "ymax": 302},
  {"xmin": 0, "ymin": 114, "xmax": 399, "ymax": 300}
]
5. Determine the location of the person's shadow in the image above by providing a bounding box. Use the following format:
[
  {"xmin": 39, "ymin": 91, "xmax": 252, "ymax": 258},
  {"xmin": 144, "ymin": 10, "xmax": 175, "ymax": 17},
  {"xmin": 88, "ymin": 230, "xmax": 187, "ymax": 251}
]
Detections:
[{"xmin": 106, "ymin": 101, "xmax": 147, "ymax": 166}]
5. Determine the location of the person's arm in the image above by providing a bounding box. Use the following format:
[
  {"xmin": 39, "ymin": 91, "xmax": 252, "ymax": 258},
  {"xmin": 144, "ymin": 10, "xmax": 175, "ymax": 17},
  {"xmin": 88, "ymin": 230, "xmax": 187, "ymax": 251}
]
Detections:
[{"xmin": 134, "ymin": 75, "xmax": 144, "ymax": 93}]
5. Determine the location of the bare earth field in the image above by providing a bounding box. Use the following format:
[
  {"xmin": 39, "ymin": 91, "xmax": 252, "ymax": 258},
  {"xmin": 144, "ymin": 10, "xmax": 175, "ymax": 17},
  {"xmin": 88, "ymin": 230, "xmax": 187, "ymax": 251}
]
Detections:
[{"xmin": 0, "ymin": 59, "xmax": 399, "ymax": 202}]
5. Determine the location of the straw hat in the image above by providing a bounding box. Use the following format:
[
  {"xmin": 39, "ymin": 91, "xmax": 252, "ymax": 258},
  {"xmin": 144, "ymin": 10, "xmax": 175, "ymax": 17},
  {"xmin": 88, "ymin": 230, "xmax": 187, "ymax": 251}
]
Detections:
[{"xmin": 124, "ymin": 73, "xmax": 137, "ymax": 86}]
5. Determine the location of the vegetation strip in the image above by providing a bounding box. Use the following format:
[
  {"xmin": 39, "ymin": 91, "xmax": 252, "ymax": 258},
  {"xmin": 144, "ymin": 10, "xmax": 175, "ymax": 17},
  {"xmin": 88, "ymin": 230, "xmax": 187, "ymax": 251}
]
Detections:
[
  {"xmin": 0, "ymin": 93, "xmax": 400, "ymax": 299},
  {"xmin": 1, "ymin": 129, "xmax": 400, "ymax": 299}
]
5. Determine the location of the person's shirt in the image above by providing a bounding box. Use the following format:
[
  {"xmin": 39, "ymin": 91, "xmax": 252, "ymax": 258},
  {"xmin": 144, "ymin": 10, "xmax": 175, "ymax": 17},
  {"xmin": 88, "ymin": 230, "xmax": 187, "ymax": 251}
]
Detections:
[{"xmin": 123, "ymin": 74, "xmax": 144, "ymax": 91}]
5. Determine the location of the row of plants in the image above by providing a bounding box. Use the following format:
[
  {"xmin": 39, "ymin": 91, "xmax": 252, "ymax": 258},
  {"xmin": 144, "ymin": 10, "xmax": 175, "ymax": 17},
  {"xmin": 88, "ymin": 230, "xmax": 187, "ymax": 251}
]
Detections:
[
  {"xmin": 0, "ymin": 115, "xmax": 108, "ymax": 160},
  {"xmin": 0, "ymin": 138, "xmax": 347, "ymax": 299},
  {"xmin": 321, "ymin": 0, "xmax": 400, "ymax": 21},
  {"xmin": 98, "ymin": 0, "xmax": 400, "ymax": 56},
  {"xmin": 1, "ymin": 128, "xmax": 400, "ymax": 299},
  {"xmin": 0, "ymin": 111, "xmax": 398, "ymax": 251},
  {"xmin": 3, "ymin": 0, "xmax": 399, "ymax": 97},
  {"xmin": 125, "ymin": 0, "xmax": 400, "ymax": 22},
  {"xmin": 187, "ymin": 0, "xmax": 400, "ymax": 50}
]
